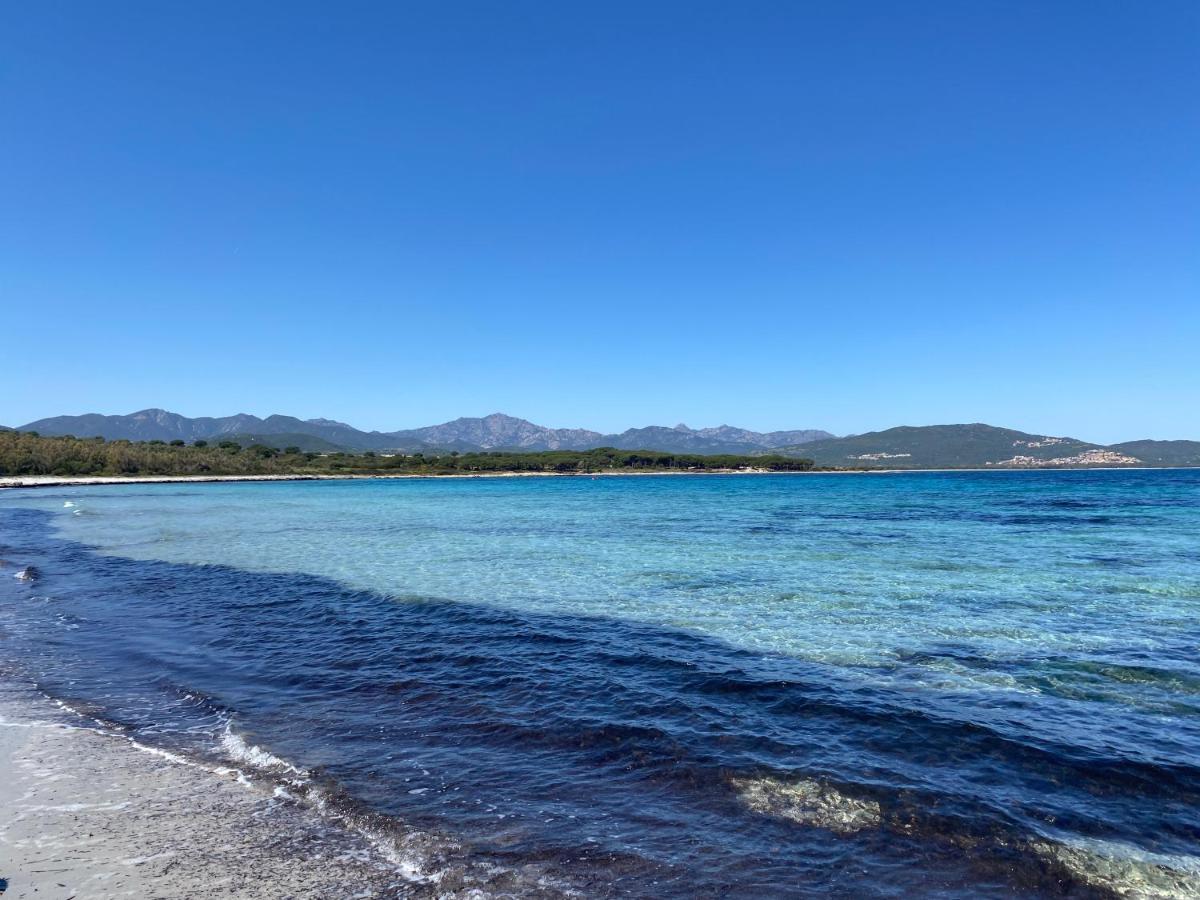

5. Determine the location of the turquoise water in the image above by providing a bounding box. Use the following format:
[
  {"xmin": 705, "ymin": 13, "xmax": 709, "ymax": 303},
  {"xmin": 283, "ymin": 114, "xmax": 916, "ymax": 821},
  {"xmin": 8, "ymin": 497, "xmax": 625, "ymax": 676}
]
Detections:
[
  {"xmin": 3, "ymin": 470, "xmax": 1199, "ymax": 896},
  {"xmin": 39, "ymin": 472, "xmax": 1200, "ymax": 685}
]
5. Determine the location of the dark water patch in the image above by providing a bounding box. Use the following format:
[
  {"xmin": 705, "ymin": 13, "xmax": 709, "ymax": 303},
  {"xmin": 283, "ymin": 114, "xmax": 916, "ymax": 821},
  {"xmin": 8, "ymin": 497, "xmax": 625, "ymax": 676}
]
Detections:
[
  {"xmin": 794, "ymin": 507, "xmax": 1148, "ymax": 530},
  {"xmin": 2, "ymin": 506, "xmax": 1199, "ymax": 896},
  {"xmin": 991, "ymin": 513, "xmax": 1123, "ymax": 527},
  {"xmin": 1075, "ymin": 554, "xmax": 1149, "ymax": 568}
]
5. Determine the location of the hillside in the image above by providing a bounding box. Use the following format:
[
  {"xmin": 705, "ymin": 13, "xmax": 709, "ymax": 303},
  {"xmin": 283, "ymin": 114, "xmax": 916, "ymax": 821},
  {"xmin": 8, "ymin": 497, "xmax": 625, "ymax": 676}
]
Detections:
[
  {"xmin": 1109, "ymin": 440, "xmax": 1200, "ymax": 467},
  {"xmin": 387, "ymin": 413, "xmax": 602, "ymax": 451},
  {"xmin": 19, "ymin": 409, "xmax": 397, "ymax": 450},
  {"xmin": 693, "ymin": 425, "xmax": 833, "ymax": 448},
  {"xmin": 600, "ymin": 424, "xmax": 833, "ymax": 454},
  {"xmin": 775, "ymin": 425, "xmax": 1147, "ymax": 469},
  {"xmin": 0, "ymin": 432, "xmax": 814, "ymax": 478},
  {"xmin": 386, "ymin": 415, "xmax": 833, "ymax": 453},
  {"xmin": 219, "ymin": 433, "xmax": 351, "ymax": 453},
  {"xmin": 18, "ymin": 410, "xmax": 831, "ymax": 455},
  {"xmin": 15, "ymin": 411, "xmax": 1196, "ymax": 467}
]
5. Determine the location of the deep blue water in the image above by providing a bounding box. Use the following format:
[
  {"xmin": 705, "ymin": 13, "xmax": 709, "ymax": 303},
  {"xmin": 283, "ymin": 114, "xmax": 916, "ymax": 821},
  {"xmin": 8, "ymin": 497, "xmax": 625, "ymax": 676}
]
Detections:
[{"xmin": 2, "ymin": 471, "xmax": 1199, "ymax": 897}]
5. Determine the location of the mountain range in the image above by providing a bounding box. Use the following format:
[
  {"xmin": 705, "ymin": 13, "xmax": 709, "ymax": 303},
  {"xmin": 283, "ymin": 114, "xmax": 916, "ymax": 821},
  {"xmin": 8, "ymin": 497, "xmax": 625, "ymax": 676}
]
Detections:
[
  {"xmin": 11, "ymin": 409, "xmax": 833, "ymax": 455},
  {"xmin": 9, "ymin": 410, "xmax": 1200, "ymax": 468}
]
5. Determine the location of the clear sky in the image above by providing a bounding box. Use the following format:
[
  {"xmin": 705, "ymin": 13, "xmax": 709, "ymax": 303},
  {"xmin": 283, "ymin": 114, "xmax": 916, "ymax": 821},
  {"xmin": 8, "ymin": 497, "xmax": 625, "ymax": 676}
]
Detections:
[{"xmin": 3, "ymin": 2, "xmax": 1197, "ymax": 442}]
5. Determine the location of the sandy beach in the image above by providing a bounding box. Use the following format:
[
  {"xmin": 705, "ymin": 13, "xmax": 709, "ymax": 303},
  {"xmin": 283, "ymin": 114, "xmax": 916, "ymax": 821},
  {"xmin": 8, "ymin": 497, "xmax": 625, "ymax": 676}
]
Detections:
[
  {"xmin": 0, "ymin": 687, "xmax": 578, "ymax": 899},
  {"xmin": 0, "ymin": 469, "xmax": 818, "ymax": 490},
  {"xmin": 0, "ymin": 474, "xmax": 335, "ymax": 490},
  {"xmin": 0, "ymin": 692, "xmax": 408, "ymax": 898},
  {"xmin": 1, "ymin": 469, "xmax": 1167, "ymax": 491}
]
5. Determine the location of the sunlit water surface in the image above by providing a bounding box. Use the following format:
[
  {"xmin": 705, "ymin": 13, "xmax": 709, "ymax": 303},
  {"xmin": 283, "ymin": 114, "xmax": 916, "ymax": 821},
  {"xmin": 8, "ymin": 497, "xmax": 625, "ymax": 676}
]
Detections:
[{"xmin": 2, "ymin": 471, "xmax": 1199, "ymax": 897}]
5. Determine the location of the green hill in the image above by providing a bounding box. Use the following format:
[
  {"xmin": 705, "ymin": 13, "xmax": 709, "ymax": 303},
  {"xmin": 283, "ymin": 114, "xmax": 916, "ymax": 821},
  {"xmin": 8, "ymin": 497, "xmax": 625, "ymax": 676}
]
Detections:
[
  {"xmin": 774, "ymin": 424, "xmax": 1110, "ymax": 468},
  {"xmin": 219, "ymin": 432, "xmax": 350, "ymax": 453},
  {"xmin": 1109, "ymin": 440, "xmax": 1200, "ymax": 467}
]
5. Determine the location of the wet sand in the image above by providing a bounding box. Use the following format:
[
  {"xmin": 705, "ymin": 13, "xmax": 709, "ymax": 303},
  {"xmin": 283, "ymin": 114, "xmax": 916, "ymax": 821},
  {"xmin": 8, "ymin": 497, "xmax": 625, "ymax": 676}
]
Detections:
[
  {"xmin": 0, "ymin": 694, "xmax": 406, "ymax": 898},
  {"xmin": 0, "ymin": 689, "xmax": 578, "ymax": 899}
]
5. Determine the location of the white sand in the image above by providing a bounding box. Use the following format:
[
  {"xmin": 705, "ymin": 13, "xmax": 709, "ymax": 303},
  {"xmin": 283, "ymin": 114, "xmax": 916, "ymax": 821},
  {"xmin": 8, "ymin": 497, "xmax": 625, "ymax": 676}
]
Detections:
[
  {"xmin": 0, "ymin": 695, "xmax": 408, "ymax": 898},
  {"xmin": 0, "ymin": 474, "xmax": 332, "ymax": 489},
  {"xmin": 0, "ymin": 469, "xmax": 802, "ymax": 490}
]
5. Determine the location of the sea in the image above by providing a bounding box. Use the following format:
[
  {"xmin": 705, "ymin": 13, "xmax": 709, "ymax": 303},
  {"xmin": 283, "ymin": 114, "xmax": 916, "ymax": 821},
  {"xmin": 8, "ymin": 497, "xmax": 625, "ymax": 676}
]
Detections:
[{"xmin": 2, "ymin": 470, "xmax": 1198, "ymax": 897}]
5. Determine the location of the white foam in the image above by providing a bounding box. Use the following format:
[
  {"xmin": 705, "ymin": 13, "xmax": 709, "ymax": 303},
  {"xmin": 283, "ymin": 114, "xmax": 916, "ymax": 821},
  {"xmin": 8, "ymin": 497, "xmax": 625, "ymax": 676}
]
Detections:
[
  {"xmin": 13, "ymin": 699, "xmax": 562, "ymax": 893},
  {"xmin": 302, "ymin": 783, "xmax": 433, "ymax": 884},
  {"xmin": 128, "ymin": 739, "xmax": 205, "ymax": 769},
  {"xmin": 220, "ymin": 724, "xmax": 305, "ymax": 775},
  {"xmin": 6, "ymin": 697, "xmax": 492, "ymax": 891}
]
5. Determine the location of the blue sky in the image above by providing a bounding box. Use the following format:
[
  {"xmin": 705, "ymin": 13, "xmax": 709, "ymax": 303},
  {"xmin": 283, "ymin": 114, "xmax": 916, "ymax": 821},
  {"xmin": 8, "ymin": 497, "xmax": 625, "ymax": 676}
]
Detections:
[{"xmin": 3, "ymin": 2, "xmax": 1197, "ymax": 442}]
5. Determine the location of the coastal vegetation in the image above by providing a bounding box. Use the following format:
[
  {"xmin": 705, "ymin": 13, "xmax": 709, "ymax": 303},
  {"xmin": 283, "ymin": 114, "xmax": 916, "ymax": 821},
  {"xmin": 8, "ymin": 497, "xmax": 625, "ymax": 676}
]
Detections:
[{"xmin": 0, "ymin": 432, "xmax": 815, "ymax": 478}]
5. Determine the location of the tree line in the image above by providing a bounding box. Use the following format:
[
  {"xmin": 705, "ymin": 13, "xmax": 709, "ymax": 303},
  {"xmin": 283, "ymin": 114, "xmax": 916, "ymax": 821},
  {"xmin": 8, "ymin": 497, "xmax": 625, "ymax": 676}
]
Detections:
[{"xmin": 0, "ymin": 432, "xmax": 816, "ymax": 477}]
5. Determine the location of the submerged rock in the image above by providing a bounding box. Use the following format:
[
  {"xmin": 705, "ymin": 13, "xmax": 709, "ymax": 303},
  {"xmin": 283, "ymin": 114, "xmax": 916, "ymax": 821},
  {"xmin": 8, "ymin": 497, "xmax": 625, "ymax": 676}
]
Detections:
[{"xmin": 732, "ymin": 775, "xmax": 882, "ymax": 834}]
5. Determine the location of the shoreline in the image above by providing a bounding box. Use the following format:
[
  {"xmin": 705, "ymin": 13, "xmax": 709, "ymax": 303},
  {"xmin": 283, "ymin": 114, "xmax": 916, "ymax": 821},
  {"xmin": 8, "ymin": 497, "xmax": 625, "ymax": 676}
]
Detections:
[
  {"xmin": 0, "ymin": 690, "xmax": 408, "ymax": 899},
  {"xmin": 0, "ymin": 688, "xmax": 569, "ymax": 898},
  {"xmin": 1, "ymin": 466, "xmax": 1194, "ymax": 490}
]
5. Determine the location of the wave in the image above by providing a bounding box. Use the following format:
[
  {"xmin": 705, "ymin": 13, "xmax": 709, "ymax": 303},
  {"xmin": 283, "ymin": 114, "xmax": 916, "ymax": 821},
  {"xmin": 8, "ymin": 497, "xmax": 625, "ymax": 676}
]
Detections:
[
  {"xmin": 21, "ymin": 684, "xmax": 441, "ymax": 887},
  {"xmin": 210, "ymin": 721, "xmax": 578, "ymax": 894},
  {"xmin": 22, "ymin": 688, "xmax": 576, "ymax": 895},
  {"xmin": 219, "ymin": 723, "xmax": 305, "ymax": 775},
  {"xmin": 213, "ymin": 723, "xmax": 446, "ymax": 884}
]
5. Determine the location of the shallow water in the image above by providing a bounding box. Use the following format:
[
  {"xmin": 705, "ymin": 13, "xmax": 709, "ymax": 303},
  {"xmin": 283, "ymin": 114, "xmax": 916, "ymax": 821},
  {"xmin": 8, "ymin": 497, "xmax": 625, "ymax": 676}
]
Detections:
[{"xmin": 2, "ymin": 471, "xmax": 1199, "ymax": 896}]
